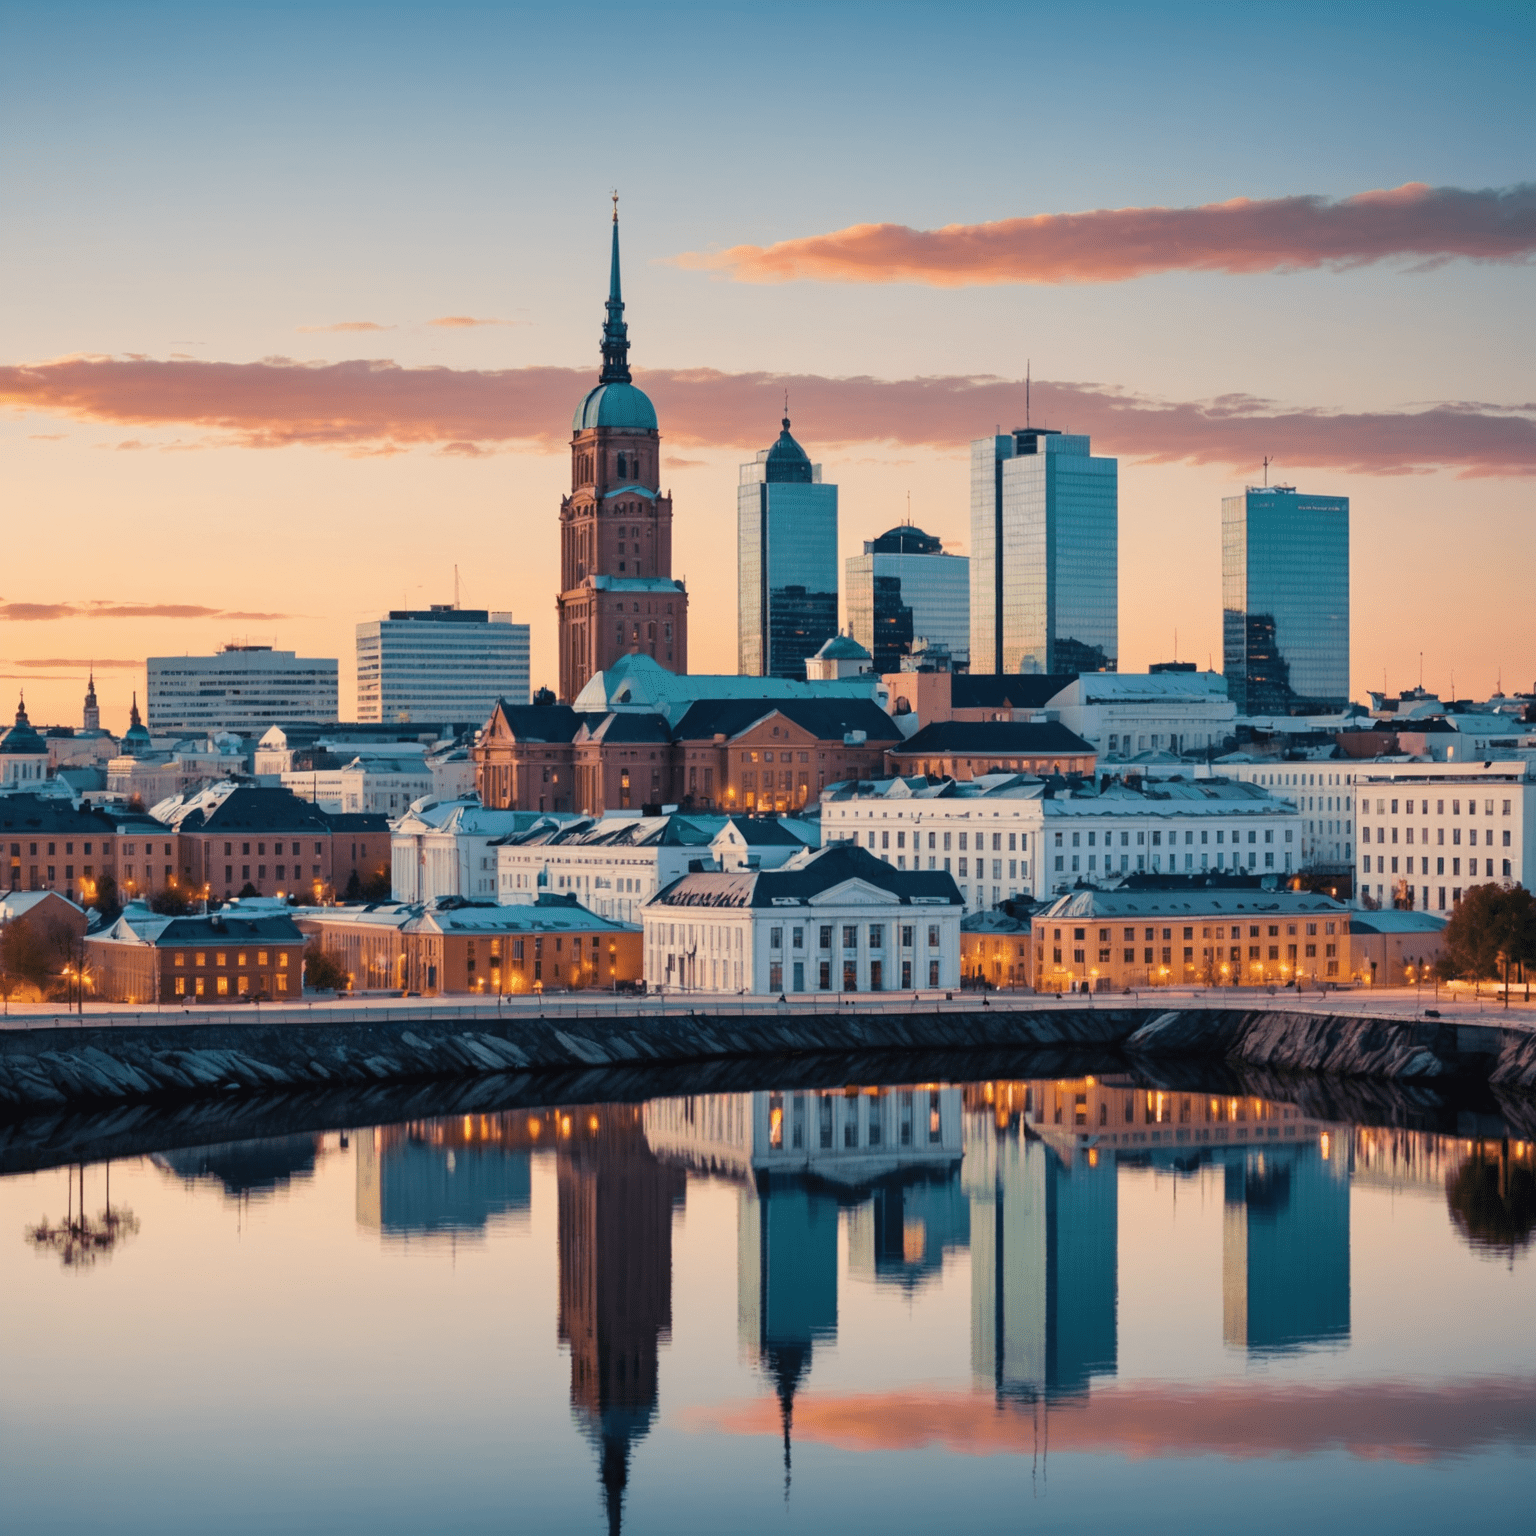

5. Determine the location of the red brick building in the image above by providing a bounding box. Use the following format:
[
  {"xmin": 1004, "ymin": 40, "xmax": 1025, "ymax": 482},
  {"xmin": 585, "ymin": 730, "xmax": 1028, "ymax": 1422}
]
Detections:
[{"xmin": 557, "ymin": 209, "xmax": 688, "ymax": 701}]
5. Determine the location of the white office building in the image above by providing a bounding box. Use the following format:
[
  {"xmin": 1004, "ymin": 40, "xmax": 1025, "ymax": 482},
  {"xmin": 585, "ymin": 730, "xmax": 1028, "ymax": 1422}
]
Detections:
[
  {"xmin": 823, "ymin": 773, "xmax": 1302, "ymax": 910},
  {"xmin": 282, "ymin": 756, "xmax": 435, "ymax": 817},
  {"xmin": 643, "ymin": 840, "xmax": 962, "ymax": 995},
  {"xmin": 146, "ymin": 645, "xmax": 338, "ymax": 734},
  {"xmin": 389, "ymin": 798, "xmax": 565, "ymax": 904},
  {"xmin": 355, "ymin": 606, "xmax": 530, "ymax": 724},
  {"xmin": 1051, "ymin": 671, "xmax": 1236, "ymax": 758},
  {"xmin": 1354, "ymin": 760, "xmax": 1534, "ymax": 911},
  {"xmin": 1205, "ymin": 760, "xmax": 1358, "ymax": 870}
]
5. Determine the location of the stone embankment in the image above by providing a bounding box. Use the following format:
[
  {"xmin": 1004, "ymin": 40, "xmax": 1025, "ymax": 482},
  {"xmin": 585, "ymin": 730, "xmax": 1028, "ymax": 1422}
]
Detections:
[{"xmin": 0, "ymin": 1002, "xmax": 1530, "ymax": 1119}]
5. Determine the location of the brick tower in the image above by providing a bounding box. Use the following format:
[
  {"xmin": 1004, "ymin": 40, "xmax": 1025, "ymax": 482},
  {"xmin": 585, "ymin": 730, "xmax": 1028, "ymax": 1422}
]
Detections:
[{"xmin": 556, "ymin": 203, "xmax": 689, "ymax": 703}]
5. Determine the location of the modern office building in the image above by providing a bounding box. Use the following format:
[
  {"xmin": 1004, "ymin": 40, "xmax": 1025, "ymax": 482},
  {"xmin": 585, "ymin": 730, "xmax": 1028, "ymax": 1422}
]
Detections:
[
  {"xmin": 845, "ymin": 524, "xmax": 969, "ymax": 673},
  {"xmin": 738, "ymin": 416, "xmax": 839, "ymax": 679},
  {"xmin": 970, "ymin": 428, "xmax": 1118, "ymax": 676},
  {"xmin": 146, "ymin": 645, "xmax": 338, "ymax": 734},
  {"xmin": 1222, "ymin": 486, "xmax": 1349, "ymax": 714},
  {"xmin": 355, "ymin": 607, "xmax": 530, "ymax": 723}
]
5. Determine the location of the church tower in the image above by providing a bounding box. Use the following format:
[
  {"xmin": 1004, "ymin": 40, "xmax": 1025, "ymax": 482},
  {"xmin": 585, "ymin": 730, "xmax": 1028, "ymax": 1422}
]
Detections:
[
  {"xmin": 557, "ymin": 204, "xmax": 688, "ymax": 703},
  {"xmin": 83, "ymin": 668, "xmax": 100, "ymax": 732}
]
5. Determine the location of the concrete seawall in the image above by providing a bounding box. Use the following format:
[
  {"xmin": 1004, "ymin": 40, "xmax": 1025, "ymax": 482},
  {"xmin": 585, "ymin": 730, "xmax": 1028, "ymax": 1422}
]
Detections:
[{"xmin": 0, "ymin": 1003, "xmax": 1531, "ymax": 1119}]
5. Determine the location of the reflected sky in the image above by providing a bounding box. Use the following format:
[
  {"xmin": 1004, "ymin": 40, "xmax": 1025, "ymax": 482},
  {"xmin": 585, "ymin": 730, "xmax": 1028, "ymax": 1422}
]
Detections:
[{"xmin": 1, "ymin": 1075, "xmax": 1532, "ymax": 1535}]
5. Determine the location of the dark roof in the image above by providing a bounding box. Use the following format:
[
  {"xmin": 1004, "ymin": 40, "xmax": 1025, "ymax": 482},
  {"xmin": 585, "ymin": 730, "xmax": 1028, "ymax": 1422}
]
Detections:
[
  {"xmin": 949, "ymin": 674, "xmax": 1077, "ymax": 711},
  {"xmin": 491, "ymin": 703, "xmax": 583, "ymax": 743},
  {"xmin": 891, "ymin": 720, "xmax": 1094, "ymax": 757},
  {"xmin": 177, "ymin": 786, "xmax": 335, "ymax": 834},
  {"xmin": 156, "ymin": 913, "xmax": 305, "ymax": 945},
  {"xmin": 577, "ymin": 711, "xmax": 674, "ymax": 745},
  {"xmin": 654, "ymin": 841, "xmax": 961, "ymax": 909},
  {"xmin": 762, "ymin": 416, "xmax": 813, "ymax": 483},
  {"xmin": 867, "ymin": 524, "xmax": 944, "ymax": 556},
  {"xmin": 0, "ymin": 794, "xmax": 118, "ymax": 835},
  {"xmin": 722, "ymin": 816, "xmax": 804, "ymax": 846},
  {"xmin": 671, "ymin": 696, "xmax": 901, "ymax": 744},
  {"xmin": 326, "ymin": 811, "xmax": 392, "ymax": 832}
]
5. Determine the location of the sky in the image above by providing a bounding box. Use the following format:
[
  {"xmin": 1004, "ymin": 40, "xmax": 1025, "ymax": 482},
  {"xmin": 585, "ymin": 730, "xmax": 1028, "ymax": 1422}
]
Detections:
[{"xmin": 2, "ymin": 0, "xmax": 1533, "ymax": 730}]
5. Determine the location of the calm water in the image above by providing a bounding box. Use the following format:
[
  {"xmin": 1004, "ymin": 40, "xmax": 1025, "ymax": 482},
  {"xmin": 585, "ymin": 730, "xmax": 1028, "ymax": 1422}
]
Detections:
[{"xmin": 2, "ymin": 1070, "xmax": 1533, "ymax": 1535}]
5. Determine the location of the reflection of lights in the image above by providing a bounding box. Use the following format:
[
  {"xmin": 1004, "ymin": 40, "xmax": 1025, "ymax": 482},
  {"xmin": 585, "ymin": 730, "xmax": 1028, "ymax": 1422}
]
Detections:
[
  {"xmin": 1087, "ymin": 1147, "xmax": 1099, "ymax": 1167},
  {"xmin": 1321, "ymin": 1132, "xmax": 1331, "ymax": 1160},
  {"xmin": 587, "ymin": 1114, "xmax": 600, "ymax": 1133},
  {"xmin": 560, "ymin": 1116, "xmax": 572, "ymax": 1136}
]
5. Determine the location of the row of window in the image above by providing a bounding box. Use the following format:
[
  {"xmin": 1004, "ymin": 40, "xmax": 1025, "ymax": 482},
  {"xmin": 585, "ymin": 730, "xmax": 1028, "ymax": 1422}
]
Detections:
[
  {"xmin": 174, "ymin": 973, "xmax": 291, "ymax": 996},
  {"xmin": 768, "ymin": 923, "xmax": 942, "ymax": 950},
  {"xmin": 173, "ymin": 950, "xmax": 291, "ymax": 968},
  {"xmin": 764, "ymin": 1090, "xmax": 945, "ymax": 1151},
  {"xmin": 1050, "ymin": 921, "xmax": 1338, "ymax": 941},
  {"xmin": 1366, "ymin": 796, "xmax": 1513, "ymax": 816},
  {"xmin": 1365, "ymin": 855, "xmax": 1512, "ymax": 878},
  {"xmin": 1365, "ymin": 825, "xmax": 1512, "ymax": 846},
  {"xmin": 766, "ymin": 958, "xmax": 941, "ymax": 992}
]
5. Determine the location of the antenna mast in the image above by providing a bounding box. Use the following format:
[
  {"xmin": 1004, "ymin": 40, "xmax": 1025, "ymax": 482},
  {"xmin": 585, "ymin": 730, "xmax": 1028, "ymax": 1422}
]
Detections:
[
  {"xmin": 1262, "ymin": 455, "xmax": 1272, "ymax": 487},
  {"xmin": 454, "ymin": 564, "xmax": 460, "ymax": 609},
  {"xmin": 1026, "ymin": 360, "xmax": 1031, "ymax": 429}
]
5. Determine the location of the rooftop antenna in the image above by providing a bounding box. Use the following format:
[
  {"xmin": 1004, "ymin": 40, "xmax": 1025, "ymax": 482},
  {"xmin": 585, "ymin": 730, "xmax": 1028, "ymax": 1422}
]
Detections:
[
  {"xmin": 454, "ymin": 564, "xmax": 460, "ymax": 609},
  {"xmin": 611, "ymin": 188, "xmax": 618, "ymax": 222},
  {"xmin": 906, "ymin": 489, "xmax": 912, "ymax": 526},
  {"xmin": 1262, "ymin": 455, "xmax": 1272, "ymax": 487},
  {"xmin": 1174, "ymin": 628, "xmax": 1178, "ymax": 661},
  {"xmin": 1420, "ymin": 651, "xmax": 1424, "ymax": 691},
  {"xmin": 1026, "ymin": 360, "xmax": 1031, "ymax": 429}
]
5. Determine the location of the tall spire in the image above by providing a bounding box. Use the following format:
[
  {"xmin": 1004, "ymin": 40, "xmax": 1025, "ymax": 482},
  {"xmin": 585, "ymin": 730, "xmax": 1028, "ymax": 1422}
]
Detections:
[{"xmin": 600, "ymin": 194, "xmax": 632, "ymax": 385}]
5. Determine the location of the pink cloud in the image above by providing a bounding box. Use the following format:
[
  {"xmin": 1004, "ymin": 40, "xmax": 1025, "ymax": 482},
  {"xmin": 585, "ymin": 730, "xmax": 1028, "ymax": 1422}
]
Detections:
[
  {"xmin": 675, "ymin": 182, "xmax": 1536, "ymax": 286},
  {"xmin": 0, "ymin": 354, "xmax": 1531, "ymax": 477},
  {"xmin": 11, "ymin": 658, "xmax": 141, "ymax": 669},
  {"xmin": 0, "ymin": 600, "xmax": 290, "ymax": 621},
  {"xmin": 427, "ymin": 315, "xmax": 515, "ymax": 328},
  {"xmin": 296, "ymin": 321, "xmax": 394, "ymax": 333},
  {"xmin": 691, "ymin": 1377, "xmax": 1536, "ymax": 1463}
]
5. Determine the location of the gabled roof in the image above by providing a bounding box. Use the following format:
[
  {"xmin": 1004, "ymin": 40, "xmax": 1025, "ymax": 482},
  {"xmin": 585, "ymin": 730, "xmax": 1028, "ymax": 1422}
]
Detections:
[
  {"xmin": 90, "ymin": 907, "xmax": 306, "ymax": 947},
  {"xmin": 1037, "ymin": 889, "xmax": 1349, "ymax": 920},
  {"xmin": 157, "ymin": 784, "xmax": 335, "ymax": 833},
  {"xmin": 714, "ymin": 816, "xmax": 804, "ymax": 846},
  {"xmin": 1350, "ymin": 911, "xmax": 1448, "ymax": 935},
  {"xmin": 575, "ymin": 711, "xmax": 674, "ymax": 745},
  {"xmin": 0, "ymin": 793, "xmax": 118, "ymax": 836},
  {"xmin": 670, "ymin": 696, "xmax": 901, "ymax": 744},
  {"xmin": 949, "ymin": 674, "xmax": 1077, "ymax": 711},
  {"xmin": 892, "ymin": 720, "xmax": 1094, "ymax": 756},
  {"xmin": 483, "ymin": 701, "xmax": 583, "ymax": 744},
  {"xmin": 0, "ymin": 889, "xmax": 86, "ymax": 923},
  {"xmin": 651, "ymin": 841, "xmax": 961, "ymax": 909}
]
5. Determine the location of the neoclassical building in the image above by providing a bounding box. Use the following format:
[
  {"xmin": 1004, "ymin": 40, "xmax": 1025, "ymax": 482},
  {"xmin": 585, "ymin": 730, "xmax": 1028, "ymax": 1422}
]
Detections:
[{"xmin": 557, "ymin": 206, "xmax": 688, "ymax": 702}]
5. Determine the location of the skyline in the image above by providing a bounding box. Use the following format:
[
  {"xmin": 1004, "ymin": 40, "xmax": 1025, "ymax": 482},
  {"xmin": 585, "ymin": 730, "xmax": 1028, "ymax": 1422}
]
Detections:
[{"xmin": 3, "ymin": 0, "xmax": 1533, "ymax": 726}]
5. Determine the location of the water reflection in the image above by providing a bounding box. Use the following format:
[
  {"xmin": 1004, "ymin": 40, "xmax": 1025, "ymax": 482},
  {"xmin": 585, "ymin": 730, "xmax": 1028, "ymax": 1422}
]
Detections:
[
  {"xmin": 356, "ymin": 1118, "xmax": 532, "ymax": 1238},
  {"xmin": 154, "ymin": 1133, "xmax": 325, "ymax": 1199}
]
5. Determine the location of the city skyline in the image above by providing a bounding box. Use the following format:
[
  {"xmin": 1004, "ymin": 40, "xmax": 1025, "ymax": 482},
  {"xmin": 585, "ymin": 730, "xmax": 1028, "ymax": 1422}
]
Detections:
[{"xmin": 3, "ymin": 1, "xmax": 1533, "ymax": 725}]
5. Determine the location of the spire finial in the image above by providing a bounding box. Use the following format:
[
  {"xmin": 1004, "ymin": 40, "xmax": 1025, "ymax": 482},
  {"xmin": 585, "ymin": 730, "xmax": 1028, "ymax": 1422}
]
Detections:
[
  {"xmin": 599, "ymin": 199, "xmax": 631, "ymax": 384},
  {"xmin": 782, "ymin": 389, "xmax": 790, "ymax": 431},
  {"xmin": 612, "ymin": 188, "xmax": 619, "ymax": 223}
]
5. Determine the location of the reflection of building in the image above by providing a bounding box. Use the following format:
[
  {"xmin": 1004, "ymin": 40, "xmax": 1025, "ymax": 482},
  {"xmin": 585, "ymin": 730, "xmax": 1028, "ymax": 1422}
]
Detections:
[
  {"xmin": 964, "ymin": 1106, "xmax": 1117, "ymax": 1402},
  {"xmin": 738, "ymin": 417, "xmax": 838, "ymax": 679},
  {"xmin": 355, "ymin": 1117, "xmax": 531, "ymax": 1237},
  {"xmin": 1222, "ymin": 1142, "xmax": 1350, "ymax": 1354},
  {"xmin": 846, "ymin": 1171, "xmax": 970, "ymax": 1294},
  {"xmin": 969, "ymin": 428, "xmax": 1118, "ymax": 676},
  {"xmin": 1222, "ymin": 485, "xmax": 1349, "ymax": 715},
  {"xmin": 558, "ymin": 1105, "xmax": 686, "ymax": 1536},
  {"xmin": 845, "ymin": 524, "xmax": 969, "ymax": 673},
  {"xmin": 155, "ymin": 1134, "xmax": 324, "ymax": 1198}
]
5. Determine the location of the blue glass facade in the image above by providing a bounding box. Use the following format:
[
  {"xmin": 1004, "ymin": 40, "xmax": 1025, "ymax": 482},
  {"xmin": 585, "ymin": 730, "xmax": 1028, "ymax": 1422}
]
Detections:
[
  {"xmin": 1222, "ymin": 488, "xmax": 1349, "ymax": 714},
  {"xmin": 845, "ymin": 526, "xmax": 970, "ymax": 673},
  {"xmin": 738, "ymin": 421, "xmax": 839, "ymax": 678},
  {"xmin": 971, "ymin": 430, "xmax": 1118, "ymax": 675}
]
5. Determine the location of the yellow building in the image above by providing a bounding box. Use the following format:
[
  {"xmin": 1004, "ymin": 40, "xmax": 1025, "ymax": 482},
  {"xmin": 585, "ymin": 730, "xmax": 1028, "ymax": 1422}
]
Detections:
[{"xmin": 1029, "ymin": 887, "xmax": 1352, "ymax": 991}]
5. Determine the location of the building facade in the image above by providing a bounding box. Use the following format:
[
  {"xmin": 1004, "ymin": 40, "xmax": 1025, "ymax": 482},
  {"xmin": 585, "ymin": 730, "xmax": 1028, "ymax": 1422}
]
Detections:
[
  {"xmin": 86, "ymin": 905, "xmax": 306, "ymax": 1003},
  {"xmin": 146, "ymin": 645, "xmax": 338, "ymax": 734},
  {"xmin": 845, "ymin": 524, "xmax": 969, "ymax": 673},
  {"xmin": 355, "ymin": 607, "xmax": 530, "ymax": 723},
  {"xmin": 643, "ymin": 842, "xmax": 962, "ymax": 995},
  {"xmin": 1354, "ymin": 759, "xmax": 1534, "ymax": 911},
  {"xmin": 886, "ymin": 720, "xmax": 1096, "ymax": 781},
  {"xmin": 0, "ymin": 698, "xmax": 50, "ymax": 787},
  {"xmin": 970, "ymin": 428, "xmax": 1118, "ymax": 675},
  {"xmin": 738, "ymin": 416, "xmax": 838, "ymax": 679},
  {"xmin": 1222, "ymin": 486, "xmax": 1349, "ymax": 715},
  {"xmin": 557, "ymin": 212, "xmax": 688, "ymax": 701}
]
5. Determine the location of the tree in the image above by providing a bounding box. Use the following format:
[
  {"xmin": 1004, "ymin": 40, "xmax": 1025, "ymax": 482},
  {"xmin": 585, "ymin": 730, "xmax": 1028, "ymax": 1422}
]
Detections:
[
  {"xmin": 91, "ymin": 873, "xmax": 122, "ymax": 925},
  {"xmin": 1436, "ymin": 884, "xmax": 1536, "ymax": 985},
  {"xmin": 149, "ymin": 885, "xmax": 194, "ymax": 916},
  {"xmin": 237, "ymin": 881, "xmax": 260, "ymax": 900},
  {"xmin": 361, "ymin": 866, "xmax": 392, "ymax": 902},
  {"xmin": 0, "ymin": 917, "xmax": 78, "ymax": 1002},
  {"xmin": 342, "ymin": 869, "xmax": 362, "ymax": 902},
  {"xmin": 303, "ymin": 944, "xmax": 348, "ymax": 992},
  {"xmin": 1446, "ymin": 1144, "xmax": 1536, "ymax": 1257}
]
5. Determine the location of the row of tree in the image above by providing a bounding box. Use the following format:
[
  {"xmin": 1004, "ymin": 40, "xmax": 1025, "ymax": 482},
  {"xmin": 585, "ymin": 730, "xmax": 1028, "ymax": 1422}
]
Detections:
[{"xmin": 1437, "ymin": 884, "xmax": 1536, "ymax": 986}]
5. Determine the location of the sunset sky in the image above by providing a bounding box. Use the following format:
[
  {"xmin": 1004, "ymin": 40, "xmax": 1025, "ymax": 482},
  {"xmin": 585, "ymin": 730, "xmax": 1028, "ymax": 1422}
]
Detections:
[{"xmin": 3, "ymin": 0, "xmax": 1533, "ymax": 730}]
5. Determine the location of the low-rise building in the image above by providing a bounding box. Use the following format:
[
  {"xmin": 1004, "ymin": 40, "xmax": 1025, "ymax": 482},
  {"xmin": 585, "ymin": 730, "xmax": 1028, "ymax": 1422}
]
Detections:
[
  {"xmin": 390, "ymin": 799, "xmax": 563, "ymax": 904},
  {"xmin": 960, "ymin": 907, "xmax": 1033, "ymax": 988},
  {"xmin": 1029, "ymin": 888, "xmax": 1352, "ymax": 992},
  {"xmin": 0, "ymin": 698, "xmax": 50, "ymax": 788},
  {"xmin": 643, "ymin": 840, "xmax": 962, "ymax": 995},
  {"xmin": 1207, "ymin": 759, "xmax": 1358, "ymax": 871},
  {"xmin": 885, "ymin": 720, "xmax": 1095, "ymax": 781},
  {"xmin": 823, "ymin": 773, "xmax": 1303, "ymax": 911},
  {"xmin": 281, "ymin": 755, "xmax": 434, "ymax": 816},
  {"xmin": 1353, "ymin": 760, "xmax": 1534, "ymax": 911},
  {"xmin": 494, "ymin": 810, "xmax": 816, "ymax": 922},
  {"xmin": 296, "ymin": 894, "xmax": 641, "ymax": 995},
  {"xmin": 1052, "ymin": 671, "xmax": 1236, "ymax": 759},
  {"xmin": 86, "ymin": 903, "xmax": 306, "ymax": 1003},
  {"xmin": 1, "ymin": 793, "xmax": 173, "ymax": 906},
  {"xmin": 0, "ymin": 890, "xmax": 89, "ymax": 1000},
  {"xmin": 1348, "ymin": 910, "xmax": 1446, "ymax": 987}
]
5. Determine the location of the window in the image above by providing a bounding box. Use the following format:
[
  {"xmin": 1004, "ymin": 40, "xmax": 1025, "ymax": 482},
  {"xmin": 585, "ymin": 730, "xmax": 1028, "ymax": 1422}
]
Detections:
[
  {"xmin": 770, "ymin": 926, "xmax": 783, "ymax": 949},
  {"xmin": 842, "ymin": 925, "xmax": 857, "ymax": 949}
]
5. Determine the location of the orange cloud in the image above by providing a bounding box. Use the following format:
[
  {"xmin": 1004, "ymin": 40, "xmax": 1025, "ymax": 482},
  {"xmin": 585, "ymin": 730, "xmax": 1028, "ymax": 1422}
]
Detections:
[
  {"xmin": 0, "ymin": 600, "xmax": 289, "ymax": 621},
  {"xmin": 1, "ymin": 355, "xmax": 1532, "ymax": 477},
  {"xmin": 694, "ymin": 1378, "xmax": 1536, "ymax": 1463},
  {"xmin": 10, "ymin": 658, "xmax": 141, "ymax": 669},
  {"xmin": 676, "ymin": 182, "xmax": 1536, "ymax": 286},
  {"xmin": 427, "ymin": 316, "xmax": 514, "ymax": 328},
  {"xmin": 297, "ymin": 321, "xmax": 394, "ymax": 333}
]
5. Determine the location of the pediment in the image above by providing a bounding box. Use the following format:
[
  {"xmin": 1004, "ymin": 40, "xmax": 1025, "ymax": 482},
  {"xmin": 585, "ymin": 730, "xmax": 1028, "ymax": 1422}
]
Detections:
[{"xmin": 806, "ymin": 878, "xmax": 903, "ymax": 906}]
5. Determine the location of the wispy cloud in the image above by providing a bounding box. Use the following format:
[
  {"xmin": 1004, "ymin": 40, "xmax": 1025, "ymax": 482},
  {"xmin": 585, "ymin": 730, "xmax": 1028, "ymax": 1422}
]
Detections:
[
  {"xmin": 296, "ymin": 321, "xmax": 395, "ymax": 333},
  {"xmin": 1, "ymin": 355, "xmax": 1531, "ymax": 477},
  {"xmin": 691, "ymin": 1378, "xmax": 1536, "ymax": 1463},
  {"xmin": 426, "ymin": 315, "xmax": 515, "ymax": 328},
  {"xmin": 0, "ymin": 599, "xmax": 290, "ymax": 622},
  {"xmin": 675, "ymin": 182, "xmax": 1536, "ymax": 287},
  {"xmin": 9, "ymin": 657, "xmax": 142, "ymax": 668}
]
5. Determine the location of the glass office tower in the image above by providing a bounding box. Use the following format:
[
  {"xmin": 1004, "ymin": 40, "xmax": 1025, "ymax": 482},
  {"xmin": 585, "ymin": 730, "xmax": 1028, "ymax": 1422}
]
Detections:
[
  {"xmin": 738, "ymin": 417, "xmax": 839, "ymax": 678},
  {"xmin": 970, "ymin": 429, "xmax": 1118, "ymax": 675},
  {"xmin": 1222, "ymin": 487, "xmax": 1349, "ymax": 714},
  {"xmin": 845, "ymin": 524, "xmax": 970, "ymax": 673}
]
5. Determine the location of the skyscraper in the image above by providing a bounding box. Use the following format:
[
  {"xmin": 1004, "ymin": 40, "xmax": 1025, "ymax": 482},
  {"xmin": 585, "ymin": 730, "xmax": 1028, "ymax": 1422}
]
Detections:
[
  {"xmin": 970, "ymin": 428, "xmax": 1118, "ymax": 675},
  {"xmin": 354, "ymin": 607, "xmax": 528, "ymax": 723},
  {"xmin": 1222, "ymin": 486, "xmax": 1350, "ymax": 715},
  {"xmin": 558, "ymin": 207, "xmax": 689, "ymax": 702},
  {"xmin": 845, "ymin": 524, "xmax": 970, "ymax": 673},
  {"xmin": 738, "ymin": 416, "xmax": 838, "ymax": 678}
]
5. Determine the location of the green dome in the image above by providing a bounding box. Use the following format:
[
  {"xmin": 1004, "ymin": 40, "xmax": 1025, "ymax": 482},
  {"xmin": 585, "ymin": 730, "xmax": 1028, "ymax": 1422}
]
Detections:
[{"xmin": 572, "ymin": 382, "xmax": 657, "ymax": 433}]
